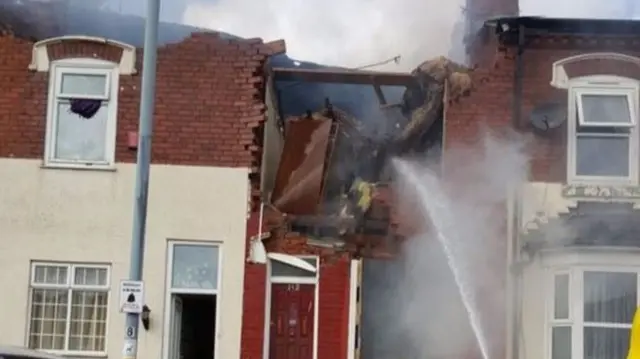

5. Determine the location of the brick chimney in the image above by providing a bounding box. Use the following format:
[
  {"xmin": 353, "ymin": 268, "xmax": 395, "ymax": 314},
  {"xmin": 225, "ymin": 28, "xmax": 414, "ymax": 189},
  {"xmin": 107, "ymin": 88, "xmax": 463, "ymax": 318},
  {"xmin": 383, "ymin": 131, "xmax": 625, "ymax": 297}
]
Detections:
[
  {"xmin": 465, "ymin": 0, "xmax": 518, "ymax": 36},
  {"xmin": 467, "ymin": 0, "xmax": 519, "ymax": 19},
  {"xmin": 463, "ymin": 0, "xmax": 518, "ymax": 63}
]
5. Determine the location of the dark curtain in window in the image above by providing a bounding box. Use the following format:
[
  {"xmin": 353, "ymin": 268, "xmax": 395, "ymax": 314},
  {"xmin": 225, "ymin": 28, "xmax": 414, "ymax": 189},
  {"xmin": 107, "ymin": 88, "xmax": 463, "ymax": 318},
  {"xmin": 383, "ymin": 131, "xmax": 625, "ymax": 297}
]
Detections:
[{"xmin": 69, "ymin": 99, "xmax": 102, "ymax": 119}]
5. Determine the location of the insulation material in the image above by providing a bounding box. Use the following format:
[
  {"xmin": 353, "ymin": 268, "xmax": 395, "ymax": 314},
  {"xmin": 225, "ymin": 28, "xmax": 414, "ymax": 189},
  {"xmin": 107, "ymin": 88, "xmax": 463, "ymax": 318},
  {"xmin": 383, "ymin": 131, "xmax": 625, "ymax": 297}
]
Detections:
[{"xmin": 396, "ymin": 56, "xmax": 472, "ymax": 147}]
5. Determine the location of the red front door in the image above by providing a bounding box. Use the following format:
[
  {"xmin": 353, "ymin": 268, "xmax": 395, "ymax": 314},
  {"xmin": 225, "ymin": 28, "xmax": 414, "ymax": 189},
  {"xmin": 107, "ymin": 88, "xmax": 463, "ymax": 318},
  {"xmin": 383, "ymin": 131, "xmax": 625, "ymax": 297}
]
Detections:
[{"xmin": 269, "ymin": 283, "xmax": 315, "ymax": 359}]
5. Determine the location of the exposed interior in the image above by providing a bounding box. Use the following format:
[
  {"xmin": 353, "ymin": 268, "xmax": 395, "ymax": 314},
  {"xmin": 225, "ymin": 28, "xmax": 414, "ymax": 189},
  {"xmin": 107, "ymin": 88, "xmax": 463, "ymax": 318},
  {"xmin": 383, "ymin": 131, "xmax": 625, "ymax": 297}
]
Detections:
[{"xmin": 256, "ymin": 56, "xmax": 472, "ymax": 259}]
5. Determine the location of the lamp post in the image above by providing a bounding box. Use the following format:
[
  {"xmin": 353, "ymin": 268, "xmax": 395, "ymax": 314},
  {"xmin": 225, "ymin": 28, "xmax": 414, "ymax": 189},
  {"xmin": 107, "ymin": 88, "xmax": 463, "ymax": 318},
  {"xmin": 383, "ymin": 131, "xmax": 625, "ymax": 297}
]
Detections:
[{"xmin": 123, "ymin": 0, "xmax": 161, "ymax": 357}]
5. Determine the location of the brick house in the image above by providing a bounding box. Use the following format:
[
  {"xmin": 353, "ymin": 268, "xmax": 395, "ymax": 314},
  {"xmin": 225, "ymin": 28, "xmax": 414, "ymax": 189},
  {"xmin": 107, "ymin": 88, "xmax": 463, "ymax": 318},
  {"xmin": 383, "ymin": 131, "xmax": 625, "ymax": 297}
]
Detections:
[
  {"xmin": 240, "ymin": 35, "xmax": 459, "ymax": 359},
  {"xmin": 241, "ymin": 65, "xmax": 416, "ymax": 359},
  {"xmin": 441, "ymin": 3, "xmax": 640, "ymax": 359},
  {"xmin": 0, "ymin": 2, "xmax": 283, "ymax": 359}
]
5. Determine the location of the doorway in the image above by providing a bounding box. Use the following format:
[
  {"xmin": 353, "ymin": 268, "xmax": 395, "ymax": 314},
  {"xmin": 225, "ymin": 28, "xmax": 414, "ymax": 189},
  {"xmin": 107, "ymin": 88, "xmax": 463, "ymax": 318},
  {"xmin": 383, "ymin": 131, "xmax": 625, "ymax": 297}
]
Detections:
[
  {"xmin": 265, "ymin": 255, "xmax": 319, "ymax": 359},
  {"xmin": 164, "ymin": 241, "xmax": 221, "ymax": 359},
  {"xmin": 168, "ymin": 294, "xmax": 217, "ymax": 359}
]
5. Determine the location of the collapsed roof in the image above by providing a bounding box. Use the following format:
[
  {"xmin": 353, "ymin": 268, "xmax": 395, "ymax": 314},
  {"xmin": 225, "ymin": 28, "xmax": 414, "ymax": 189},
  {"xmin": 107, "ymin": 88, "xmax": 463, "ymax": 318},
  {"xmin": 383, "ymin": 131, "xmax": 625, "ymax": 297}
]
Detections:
[{"xmin": 262, "ymin": 56, "xmax": 473, "ymax": 257}]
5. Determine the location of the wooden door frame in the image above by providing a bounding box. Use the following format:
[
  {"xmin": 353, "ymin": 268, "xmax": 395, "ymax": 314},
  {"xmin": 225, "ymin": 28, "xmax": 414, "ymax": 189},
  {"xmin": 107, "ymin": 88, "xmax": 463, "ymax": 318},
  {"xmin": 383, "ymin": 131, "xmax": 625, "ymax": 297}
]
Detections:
[
  {"xmin": 162, "ymin": 240, "xmax": 223, "ymax": 359},
  {"xmin": 263, "ymin": 254, "xmax": 320, "ymax": 359}
]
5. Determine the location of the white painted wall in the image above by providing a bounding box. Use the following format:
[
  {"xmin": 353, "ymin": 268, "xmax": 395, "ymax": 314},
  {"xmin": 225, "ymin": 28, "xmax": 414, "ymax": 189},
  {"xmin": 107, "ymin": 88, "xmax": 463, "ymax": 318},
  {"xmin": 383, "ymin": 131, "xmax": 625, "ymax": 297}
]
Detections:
[
  {"xmin": 518, "ymin": 257, "xmax": 547, "ymax": 359},
  {"xmin": 0, "ymin": 159, "xmax": 248, "ymax": 359}
]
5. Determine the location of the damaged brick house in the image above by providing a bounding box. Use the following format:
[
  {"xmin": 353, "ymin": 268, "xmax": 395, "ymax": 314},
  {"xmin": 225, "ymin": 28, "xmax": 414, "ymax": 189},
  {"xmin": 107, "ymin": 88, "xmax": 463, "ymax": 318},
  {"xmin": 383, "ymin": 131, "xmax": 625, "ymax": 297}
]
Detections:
[
  {"xmin": 0, "ymin": 2, "xmax": 283, "ymax": 359},
  {"xmin": 442, "ymin": 5, "xmax": 640, "ymax": 359},
  {"xmin": 241, "ymin": 37, "xmax": 478, "ymax": 359}
]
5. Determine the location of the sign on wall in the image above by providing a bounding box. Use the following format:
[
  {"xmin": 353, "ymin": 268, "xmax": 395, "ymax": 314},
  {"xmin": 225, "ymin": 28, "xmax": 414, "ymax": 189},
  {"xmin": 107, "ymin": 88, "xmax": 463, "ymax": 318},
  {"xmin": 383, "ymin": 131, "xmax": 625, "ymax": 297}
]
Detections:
[{"xmin": 119, "ymin": 280, "xmax": 145, "ymax": 314}]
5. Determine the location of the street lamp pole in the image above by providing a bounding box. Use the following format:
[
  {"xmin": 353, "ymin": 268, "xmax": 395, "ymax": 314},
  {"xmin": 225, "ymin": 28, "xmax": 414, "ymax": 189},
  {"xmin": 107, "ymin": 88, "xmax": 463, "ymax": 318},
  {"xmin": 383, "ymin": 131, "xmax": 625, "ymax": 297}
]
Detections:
[{"xmin": 123, "ymin": 0, "xmax": 161, "ymax": 357}]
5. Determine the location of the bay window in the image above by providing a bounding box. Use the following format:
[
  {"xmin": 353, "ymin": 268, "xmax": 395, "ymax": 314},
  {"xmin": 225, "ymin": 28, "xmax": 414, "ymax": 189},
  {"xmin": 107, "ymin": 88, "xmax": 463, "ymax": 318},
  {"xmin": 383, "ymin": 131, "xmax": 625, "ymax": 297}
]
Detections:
[{"xmin": 549, "ymin": 267, "xmax": 638, "ymax": 359}]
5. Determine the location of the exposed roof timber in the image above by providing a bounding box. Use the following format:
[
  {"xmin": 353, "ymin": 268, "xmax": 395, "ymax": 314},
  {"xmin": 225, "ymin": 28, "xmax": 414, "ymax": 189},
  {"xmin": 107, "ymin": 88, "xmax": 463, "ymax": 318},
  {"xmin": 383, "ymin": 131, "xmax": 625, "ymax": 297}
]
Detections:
[
  {"xmin": 272, "ymin": 67, "xmax": 415, "ymax": 86},
  {"xmin": 373, "ymin": 85, "xmax": 387, "ymax": 105}
]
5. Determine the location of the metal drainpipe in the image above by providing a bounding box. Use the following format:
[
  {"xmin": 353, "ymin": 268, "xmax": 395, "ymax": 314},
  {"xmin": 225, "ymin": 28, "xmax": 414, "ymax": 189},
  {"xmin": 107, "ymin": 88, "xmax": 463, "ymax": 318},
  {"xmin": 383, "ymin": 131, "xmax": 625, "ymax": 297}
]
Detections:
[
  {"xmin": 512, "ymin": 24, "xmax": 525, "ymax": 128},
  {"xmin": 510, "ymin": 23, "xmax": 526, "ymax": 359}
]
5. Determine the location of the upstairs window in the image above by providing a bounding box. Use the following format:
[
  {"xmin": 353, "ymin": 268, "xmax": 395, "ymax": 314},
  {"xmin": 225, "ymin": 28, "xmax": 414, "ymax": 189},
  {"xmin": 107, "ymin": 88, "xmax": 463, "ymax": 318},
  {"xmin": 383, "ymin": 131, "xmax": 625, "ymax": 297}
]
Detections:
[
  {"xmin": 44, "ymin": 59, "xmax": 119, "ymax": 169},
  {"xmin": 568, "ymin": 76, "xmax": 639, "ymax": 184}
]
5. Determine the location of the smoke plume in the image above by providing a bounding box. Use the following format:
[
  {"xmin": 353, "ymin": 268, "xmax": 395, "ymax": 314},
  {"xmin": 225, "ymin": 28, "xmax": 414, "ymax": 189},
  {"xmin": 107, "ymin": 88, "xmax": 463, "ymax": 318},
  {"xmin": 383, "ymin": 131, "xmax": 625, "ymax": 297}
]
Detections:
[
  {"xmin": 178, "ymin": 0, "xmax": 638, "ymax": 71},
  {"xmin": 363, "ymin": 131, "xmax": 531, "ymax": 359}
]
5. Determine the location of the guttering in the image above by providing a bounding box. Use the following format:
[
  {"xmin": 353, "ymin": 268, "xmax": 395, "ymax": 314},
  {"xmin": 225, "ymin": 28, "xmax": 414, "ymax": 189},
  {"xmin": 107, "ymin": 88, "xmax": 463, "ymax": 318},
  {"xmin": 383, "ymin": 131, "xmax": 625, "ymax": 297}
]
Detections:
[
  {"xmin": 512, "ymin": 25, "xmax": 525, "ymax": 128},
  {"xmin": 510, "ymin": 24, "xmax": 526, "ymax": 359}
]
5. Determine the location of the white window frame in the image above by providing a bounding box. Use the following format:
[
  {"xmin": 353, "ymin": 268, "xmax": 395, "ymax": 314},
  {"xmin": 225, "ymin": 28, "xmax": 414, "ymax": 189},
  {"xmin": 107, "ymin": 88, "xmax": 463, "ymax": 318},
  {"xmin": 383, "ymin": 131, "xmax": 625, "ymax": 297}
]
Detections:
[
  {"xmin": 162, "ymin": 240, "xmax": 222, "ymax": 359},
  {"xmin": 27, "ymin": 262, "xmax": 111, "ymax": 356},
  {"xmin": 543, "ymin": 249, "xmax": 640, "ymax": 359},
  {"xmin": 567, "ymin": 75, "xmax": 640, "ymax": 185},
  {"xmin": 44, "ymin": 58, "xmax": 119, "ymax": 170},
  {"xmin": 263, "ymin": 254, "xmax": 320, "ymax": 359},
  {"xmin": 575, "ymin": 87, "xmax": 636, "ymax": 127}
]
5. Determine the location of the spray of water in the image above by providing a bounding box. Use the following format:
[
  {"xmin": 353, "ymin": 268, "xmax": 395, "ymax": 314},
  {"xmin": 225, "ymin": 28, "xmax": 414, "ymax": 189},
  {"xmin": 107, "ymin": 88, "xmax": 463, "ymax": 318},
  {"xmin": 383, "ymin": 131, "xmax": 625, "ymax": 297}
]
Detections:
[
  {"xmin": 393, "ymin": 158, "xmax": 491, "ymax": 359},
  {"xmin": 366, "ymin": 132, "xmax": 531, "ymax": 359}
]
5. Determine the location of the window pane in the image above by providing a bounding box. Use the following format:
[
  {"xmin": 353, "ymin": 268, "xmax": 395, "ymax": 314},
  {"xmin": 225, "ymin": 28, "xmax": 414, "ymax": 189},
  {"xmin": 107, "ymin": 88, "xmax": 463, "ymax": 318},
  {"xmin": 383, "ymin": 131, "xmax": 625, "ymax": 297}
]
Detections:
[
  {"xmin": 171, "ymin": 245, "xmax": 219, "ymax": 290},
  {"xmin": 584, "ymin": 327, "xmax": 630, "ymax": 359},
  {"xmin": 271, "ymin": 257, "xmax": 317, "ymax": 278},
  {"xmin": 33, "ymin": 265, "xmax": 68, "ymax": 285},
  {"xmin": 60, "ymin": 74, "xmax": 107, "ymax": 97},
  {"xmin": 584, "ymin": 271, "xmax": 636, "ymax": 324},
  {"xmin": 581, "ymin": 94, "xmax": 631, "ymax": 124},
  {"xmin": 552, "ymin": 326, "xmax": 571, "ymax": 359},
  {"xmin": 28, "ymin": 289, "xmax": 68, "ymax": 350},
  {"xmin": 69, "ymin": 290, "xmax": 108, "ymax": 352},
  {"xmin": 54, "ymin": 102, "xmax": 108, "ymax": 162},
  {"xmin": 554, "ymin": 274, "xmax": 570, "ymax": 319},
  {"xmin": 576, "ymin": 136, "xmax": 629, "ymax": 177},
  {"xmin": 74, "ymin": 267, "xmax": 108, "ymax": 286}
]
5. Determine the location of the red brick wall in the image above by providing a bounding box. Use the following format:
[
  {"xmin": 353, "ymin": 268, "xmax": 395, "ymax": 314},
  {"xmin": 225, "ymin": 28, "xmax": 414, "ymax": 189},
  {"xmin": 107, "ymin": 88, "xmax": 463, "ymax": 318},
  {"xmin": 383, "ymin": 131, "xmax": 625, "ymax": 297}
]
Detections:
[
  {"xmin": 243, "ymin": 212, "xmax": 351, "ymax": 359},
  {"xmin": 0, "ymin": 34, "xmax": 269, "ymax": 169},
  {"xmin": 445, "ymin": 33, "xmax": 640, "ymax": 359}
]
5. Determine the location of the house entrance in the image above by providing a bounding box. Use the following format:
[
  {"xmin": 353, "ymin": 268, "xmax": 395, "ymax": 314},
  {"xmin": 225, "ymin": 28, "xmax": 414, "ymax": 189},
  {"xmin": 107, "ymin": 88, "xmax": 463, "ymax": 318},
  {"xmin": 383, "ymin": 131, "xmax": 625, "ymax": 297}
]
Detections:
[
  {"xmin": 164, "ymin": 241, "xmax": 221, "ymax": 359},
  {"xmin": 167, "ymin": 294, "xmax": 217, "ymax": 359},
  {"xmin": 265, "ymin": 255, "xmax": 319, "ymax": 359}
]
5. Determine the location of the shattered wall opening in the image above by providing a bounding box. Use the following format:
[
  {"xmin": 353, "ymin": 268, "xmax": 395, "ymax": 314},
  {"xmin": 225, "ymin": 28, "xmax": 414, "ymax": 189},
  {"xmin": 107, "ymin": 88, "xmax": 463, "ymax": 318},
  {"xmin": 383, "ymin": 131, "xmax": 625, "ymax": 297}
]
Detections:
[
  {"xmin": 253, "ymin": 54, "xmax": 477, "ymax": 359},
  {"xmin": 260, "ymin": 55, "xmax": 474, "ymax": 258}
]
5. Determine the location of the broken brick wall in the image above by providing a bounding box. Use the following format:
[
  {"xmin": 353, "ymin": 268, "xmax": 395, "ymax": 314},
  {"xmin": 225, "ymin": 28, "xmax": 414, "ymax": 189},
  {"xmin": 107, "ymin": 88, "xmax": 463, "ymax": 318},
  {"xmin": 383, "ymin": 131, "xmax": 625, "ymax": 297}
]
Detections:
[
  {"xmin": 0, "ymin": 33, "xmax": 272, "ymax": 189},
  {"xmin": 445, "ymin": 32, "xmax": 640, "ymax": 359}
]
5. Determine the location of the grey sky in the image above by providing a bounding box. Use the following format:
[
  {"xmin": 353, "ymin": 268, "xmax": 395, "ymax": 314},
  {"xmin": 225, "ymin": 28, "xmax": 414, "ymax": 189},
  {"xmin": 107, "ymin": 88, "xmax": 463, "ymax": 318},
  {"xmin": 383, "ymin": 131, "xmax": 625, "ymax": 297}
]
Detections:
[{"xmin": 103, "ymin": 0, "xmax": 639, "ymax": 68}]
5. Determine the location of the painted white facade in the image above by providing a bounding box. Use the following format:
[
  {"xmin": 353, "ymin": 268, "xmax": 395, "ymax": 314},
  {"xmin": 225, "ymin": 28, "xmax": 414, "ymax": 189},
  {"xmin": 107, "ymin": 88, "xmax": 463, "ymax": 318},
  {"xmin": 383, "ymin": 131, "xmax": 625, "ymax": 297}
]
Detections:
[
  {"xmin": 0, "ymin": 158, "xmax": 248, "ymax": 359},
  {"xmin": 513, "ymin": 182, "xmax": 640, "ymax": 359}
]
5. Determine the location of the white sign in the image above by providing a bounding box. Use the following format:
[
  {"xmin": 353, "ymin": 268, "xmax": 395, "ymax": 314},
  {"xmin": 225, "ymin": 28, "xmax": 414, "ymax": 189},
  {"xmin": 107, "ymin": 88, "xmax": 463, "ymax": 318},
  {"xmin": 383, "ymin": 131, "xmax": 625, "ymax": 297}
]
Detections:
[{"xmin": 119, "ymin": 280, "xmax": 144, "ymax": 314}]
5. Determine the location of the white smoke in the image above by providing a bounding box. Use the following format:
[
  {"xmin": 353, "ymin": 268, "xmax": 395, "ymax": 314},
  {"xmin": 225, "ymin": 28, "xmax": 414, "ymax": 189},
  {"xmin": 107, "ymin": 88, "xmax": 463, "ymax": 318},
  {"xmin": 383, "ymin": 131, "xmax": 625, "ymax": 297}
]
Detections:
[
  {"xmin": 179, "ymin": 0, "xmax": 638, "ymax": 71},
  {"xmin": 361, "ymin": 132, "xmax": 531, "ymax": 359},
  {"xmin": 182, "ymin": 0, "xmax": 466, "ymax": 70}
]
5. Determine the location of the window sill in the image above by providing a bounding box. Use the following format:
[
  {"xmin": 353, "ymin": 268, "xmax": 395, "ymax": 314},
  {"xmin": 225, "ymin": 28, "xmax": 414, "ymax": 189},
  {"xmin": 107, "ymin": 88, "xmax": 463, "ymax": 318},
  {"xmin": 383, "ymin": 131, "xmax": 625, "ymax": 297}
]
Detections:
[
  {"xmin": 41, "ymin": 162, "xmax": 117, "ymax": 172},
  {"xmin": 567, "ymin": 177, "xmax": 639, "ymax": 187},
  {"xmin": 37, "ymin": 350, "xmax": 107, "ymax": 358}
]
